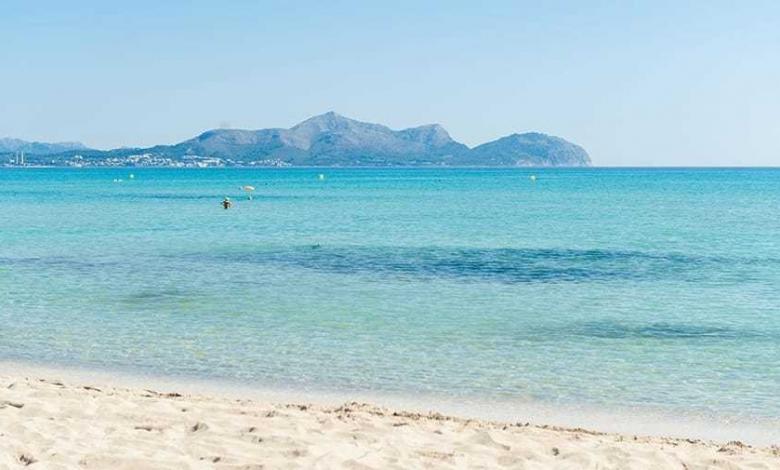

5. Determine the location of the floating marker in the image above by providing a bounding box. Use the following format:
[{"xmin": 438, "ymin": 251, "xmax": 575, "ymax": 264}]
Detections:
[
  {"xmin": 530, "ymin": 175, "xmax": 537, "ymax": 182},
  {"xmin": 318, "ymin": 174, "xmax": 326, "ymax": 181},
  {"xmin": 240, "ymin": 185, "xmax": 256, "ymax": 200},
  {"xmin": 129, "ymin": 173, "xmax": 135, "ymax": 179}
]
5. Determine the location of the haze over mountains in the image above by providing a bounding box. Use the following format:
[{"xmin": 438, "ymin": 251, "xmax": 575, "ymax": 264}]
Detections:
[
  {"xmin": 2, "ymin": 112, "xmax": 591, "ymax": 167},
  {"xmin": 0, "ymin": 138, "xmax": 88, "ymax": 156}
]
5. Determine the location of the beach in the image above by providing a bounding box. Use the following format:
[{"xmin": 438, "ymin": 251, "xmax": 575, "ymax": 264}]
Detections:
[
  {"xmin": 3, "ymin": 168, "xmax": 780, "ymax": 468},
  {"xmin": 0, "ymin": 372, "xmax": 778, "ymax": 469}
]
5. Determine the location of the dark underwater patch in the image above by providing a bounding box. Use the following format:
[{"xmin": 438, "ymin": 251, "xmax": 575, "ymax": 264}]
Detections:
[
  {"xmin": 123, "ymin": 288, "xmax": 191, "ymax": 304},
  {"xmin": 5, "ymin": 246, "xmax": 776, "ymax": 286},
  {"xmin": 201, "ymin": 246, "xmax": 717, "ymax": 284},
  {"xmin": 568, "ymin": 320, "xmax": 750, "ymax": 339},
  {"xmin": 0, "ymin": 256, "xmax": 120, "ymax": 270}
]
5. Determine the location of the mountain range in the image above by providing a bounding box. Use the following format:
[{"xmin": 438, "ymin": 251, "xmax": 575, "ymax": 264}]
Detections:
[{"xmin": 1, "ymin": 112, "xmax": 591, "ymax": 167}]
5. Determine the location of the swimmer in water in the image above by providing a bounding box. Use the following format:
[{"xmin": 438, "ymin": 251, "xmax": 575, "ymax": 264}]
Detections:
[{"xmin": 221, "ymin": 197, "xmax": 232, "ymax": 209}]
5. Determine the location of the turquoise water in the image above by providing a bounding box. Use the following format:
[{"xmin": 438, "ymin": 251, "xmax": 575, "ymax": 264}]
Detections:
[{"xmin": 1, "ymin": 168, "xmax": 779, "ymax": 423}]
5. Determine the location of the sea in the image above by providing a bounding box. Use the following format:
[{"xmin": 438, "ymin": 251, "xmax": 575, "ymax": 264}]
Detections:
[{"xmin": 1, "ymin": 167, "xmax": 779, "ymax": 441}]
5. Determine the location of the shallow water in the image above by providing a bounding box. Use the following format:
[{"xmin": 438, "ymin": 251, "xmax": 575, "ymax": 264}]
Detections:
[{"xmin": 1, "ymin": 168, "xmax": 779, "ymax": 425}]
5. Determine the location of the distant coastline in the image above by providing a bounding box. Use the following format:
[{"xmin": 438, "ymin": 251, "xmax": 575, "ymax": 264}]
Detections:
[{"xmin": 1, "ymin": 112, "xmax": 591, "ymax": 168}]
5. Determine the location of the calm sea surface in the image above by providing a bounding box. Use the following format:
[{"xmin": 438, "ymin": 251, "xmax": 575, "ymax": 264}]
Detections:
[{"xmin": 1, "ymin": 168, "xmax": 779, "ymax": 422}]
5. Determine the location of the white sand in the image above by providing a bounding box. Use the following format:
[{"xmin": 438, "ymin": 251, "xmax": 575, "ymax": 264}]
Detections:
[{"xmin": 1, "ymin": 374, "xmax": 779, "ymax": 469}]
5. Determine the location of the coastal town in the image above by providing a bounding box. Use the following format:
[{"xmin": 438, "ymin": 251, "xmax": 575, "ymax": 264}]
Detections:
[{"xmin": 1, "ymin": 152, "xmax": 292, "ymax": 168}]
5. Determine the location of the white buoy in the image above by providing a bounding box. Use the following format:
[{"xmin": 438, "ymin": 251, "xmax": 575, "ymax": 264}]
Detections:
[
  {"xmin": 318, "ymin": 173, "xmax": 326, "ymax": 181},
  {"xmin": 530, "ymin": 175, "xmax": 537, "ymax": 182},
  {"xmin": 129, "ymin": 173, "xmax": 135, "ymax": 179},
  {"xmin": 240, "ymin": 185, "xmax": 256, "ymax": 200}
]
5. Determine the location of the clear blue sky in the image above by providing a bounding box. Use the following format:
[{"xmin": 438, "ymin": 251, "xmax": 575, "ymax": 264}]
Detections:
[{"xmin": 2, "ymin": 0, "xmax": 779, "ymax": 166}]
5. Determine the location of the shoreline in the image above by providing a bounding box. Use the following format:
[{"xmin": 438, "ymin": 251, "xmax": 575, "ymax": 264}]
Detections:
[
  {"xmin": 1, "ymin": 368, "xmax": 778, "ymax": 468},
  {"xmin": 3, "ymin": 360, "xmax": 779, "ymax": 448}
]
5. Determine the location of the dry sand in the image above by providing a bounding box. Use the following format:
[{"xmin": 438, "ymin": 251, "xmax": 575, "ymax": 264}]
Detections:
[{"xmin": 1, "ymin": 374, "xmax": 779, "ymax": 469}]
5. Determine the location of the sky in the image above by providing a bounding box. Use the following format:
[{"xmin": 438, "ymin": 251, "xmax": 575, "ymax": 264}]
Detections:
[{"xmin": 2, "ymin": 0, "xmax": 779, "ymax": 166}]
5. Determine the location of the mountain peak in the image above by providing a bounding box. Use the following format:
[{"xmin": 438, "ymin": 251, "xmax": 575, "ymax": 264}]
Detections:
[
  {"xmin": 506, "ymin": 132, "xmax": 551, "ymax": 140},
  {"xmin": 293, "ymin": 111, "xmax": 353, "ymax": 128},
  {"xmin": 319, "ymin": 110, "xmax": 342, "ymax": 119},
  {"xmin": 470, "ymin": 132, "xmax": 590, "ymax": 166},
  {"xmin": 287, "ymin": 112, "xmax": 391, "ymax": 150},
  {"xmin": 399, "ymin": 123, "xmax": 456, "ymax": 147}
]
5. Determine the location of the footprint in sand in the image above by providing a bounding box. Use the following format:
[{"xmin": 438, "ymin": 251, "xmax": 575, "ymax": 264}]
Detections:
[
  {"xmin": 0, "ymin": 401, "xmax": 24, "ymax": 409},
  {"xmin": 190, "ymin": 422, "xmax": 209, "ymax": 433},
  {"xmin": 18, "ymin": 454, "xmax": 37, "ymax": 466}
]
